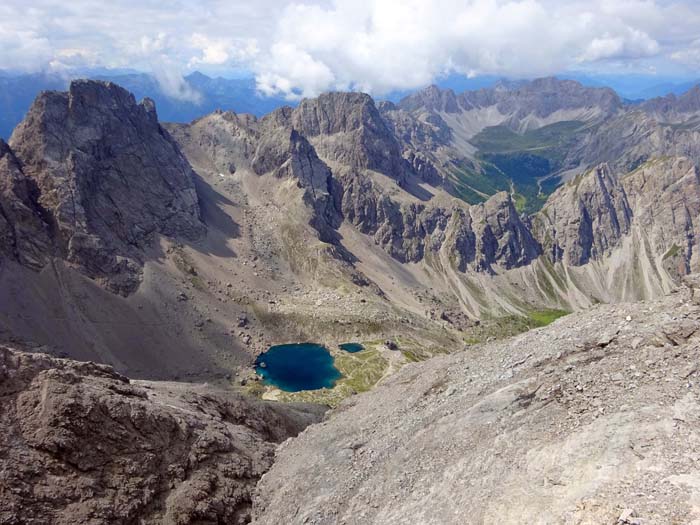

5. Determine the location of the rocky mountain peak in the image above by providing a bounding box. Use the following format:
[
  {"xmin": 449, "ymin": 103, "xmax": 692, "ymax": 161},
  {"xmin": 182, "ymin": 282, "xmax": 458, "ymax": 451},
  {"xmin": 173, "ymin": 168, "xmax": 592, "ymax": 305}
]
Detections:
[
  {"xmin": 291, "ymin": 91, "xmax": 380, "ymax": 135},
  {"xmin": 4, "ymin": 80, "xmax": 205, "ymax": 294},
  {"xmin": 289, "ymin": 91, "xmax": 406, "ymax": 180},
  {"xmin": 669, "ymin": 84, "xmax": 700, "ymax": 115},
  {"xmin": 398, "ymin": 77, "xmax": 622, "ymax": 121},
  {"xmin": 498, "ymin": 77, "xmax": 622, "ymax": 118},
  {"xmin": 535, "ymin": 163, "xmax": 632, "ymax": 266},
  {"xmin": 639, "ymin": 84, "xmax": 700, "ymax": 119},
  {"xmin": 398, "ymin": 85, "xmax": 460, "ymax": 113}
]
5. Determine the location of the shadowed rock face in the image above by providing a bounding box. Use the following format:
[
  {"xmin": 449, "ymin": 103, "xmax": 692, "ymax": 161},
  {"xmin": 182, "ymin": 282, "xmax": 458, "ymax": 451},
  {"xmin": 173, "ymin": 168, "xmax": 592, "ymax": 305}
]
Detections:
[
  {"xmin": 339, "ymin": 178, "xmax": 540, "ymax": 270},
  {"xmin": 290, "ymin": 92, "xmax": 407, "ymax": 181},
  {"xmin": 0, "ymin": 140, "xmax": 52, "ymax": 269},
  {"xmin": 535, "ymin": 164, "xmax": 632, "ymax": 266},
  {"xmin": 5, "ymin": 80, "xmax": 205, "ymax": 294},
  {"xmin": 0, "ymin": 345, "xmax": 326, "ymax": 525}
]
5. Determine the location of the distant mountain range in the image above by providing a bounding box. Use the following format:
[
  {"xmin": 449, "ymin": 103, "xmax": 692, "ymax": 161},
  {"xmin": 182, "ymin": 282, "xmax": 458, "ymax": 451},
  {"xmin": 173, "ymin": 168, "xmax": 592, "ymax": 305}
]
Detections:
[
  {"xmin": 0, "ymin": 71, "xmax": 290, "ymax": 139},
  {"xmin": 1, "ymin": 70, "xmax": 698, "ymax": 140}
]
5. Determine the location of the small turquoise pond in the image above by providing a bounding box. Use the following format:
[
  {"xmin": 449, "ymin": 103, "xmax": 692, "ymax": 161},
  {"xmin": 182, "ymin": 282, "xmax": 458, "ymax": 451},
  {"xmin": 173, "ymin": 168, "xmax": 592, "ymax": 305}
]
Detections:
[
  {"xmin": 339, "ymin": 342, "xmax": 364, "ymax": 353},
  {"xmin": 255, "ymin": 343, "xmax": 342, "ymax": 392}
]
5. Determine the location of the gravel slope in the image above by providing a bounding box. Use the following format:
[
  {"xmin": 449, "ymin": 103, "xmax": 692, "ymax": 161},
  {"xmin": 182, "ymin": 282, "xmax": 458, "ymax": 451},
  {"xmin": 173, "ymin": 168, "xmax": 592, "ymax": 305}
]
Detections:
[{"xmin": 254, "ymin": 281, "xmax": 700, "ymax": 525}]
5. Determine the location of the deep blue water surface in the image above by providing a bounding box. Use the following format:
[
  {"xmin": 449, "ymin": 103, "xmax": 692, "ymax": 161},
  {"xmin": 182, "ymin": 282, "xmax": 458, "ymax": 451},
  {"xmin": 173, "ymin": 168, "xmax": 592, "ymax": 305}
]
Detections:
[
  {"xmin": 339, "ymin": 342, "xmax": 364, "ymax": 353},
  {"xmin": 255, "ymin": 343, "xmax": 342, "ymax": 392}
]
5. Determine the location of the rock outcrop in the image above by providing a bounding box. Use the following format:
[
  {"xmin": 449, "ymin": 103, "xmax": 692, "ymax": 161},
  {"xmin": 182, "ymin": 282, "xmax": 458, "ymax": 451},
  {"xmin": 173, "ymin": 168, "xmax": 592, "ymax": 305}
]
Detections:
[
  {"xmin": 0, "ymin": 345, "xmax": 325, "ymax": 524},
  {"xmin": 5, "ymin": 80, "xmax": 205, "ymax": 294},
  {"xmin": 254, "ymin": 283, "xmax": 700, "ymax": 524}
]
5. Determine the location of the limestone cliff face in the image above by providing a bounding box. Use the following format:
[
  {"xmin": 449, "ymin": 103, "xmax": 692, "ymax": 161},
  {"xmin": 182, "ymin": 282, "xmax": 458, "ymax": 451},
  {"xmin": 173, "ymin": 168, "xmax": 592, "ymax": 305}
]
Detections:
[
  {"xmin": 290, "ymin": 92, "xmax": 406, "ymax": 180},
  {"xmin": 536, "ymin": 164, "xmax": 632, "ymax": 265},
  {"xmin": 569, "ymin": 111, "xmax": 700, "ymax": 173},
  {"xmin": 340, "ymin": 174, "xmax": 540, "ymax": 271},
  {"xmin": 535, "ymin": 158, "xmax": 700, "ymax": 282},
  {"xmin": 623, "ymin": 157, "xmax": 700, "ymax": 279},
  {"xmin": 470, "ymin": 192, "xmax": 541, "ymax": 270},
  {"xmin": 5, "ymin": 80, "xmax": 205, "ymax": 294},
  {"xmin": 257, "ymin": 128, "xmax": 343, "ymax": 242}
]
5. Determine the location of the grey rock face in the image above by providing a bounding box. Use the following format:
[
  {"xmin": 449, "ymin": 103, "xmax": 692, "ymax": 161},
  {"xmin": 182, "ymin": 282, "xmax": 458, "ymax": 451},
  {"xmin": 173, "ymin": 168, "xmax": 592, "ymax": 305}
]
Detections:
[
  {"xmin": 340, "ymin": 175, "xmax": 540, "ymax": 271},
  {"xmin": 7, "ymin": 80, "xmax": 205, "ymax": 294},
  {"xmin": 470, "ymin": 192, "xmax": 541, "ymax": 270},
  {"xmin": 260, "ymin": 128, "xmax": 343, "ymax": 242},
  {"xmin": 536, "ymin": 158, "xmax": 700, "ymax": 275},
  {"xmin": 640, "ymin": 85, "xmax": 700, "ymax": 121},
  {"xmin": 569, "ymin": 110, "xmax": 700, "ymax": 172},
  {"xmin": 536, "ymin": 164, "xmax": 632, "ymax": 265},
  {"xmin": 486, "ymin": 77, "xmax": 622, "ymax": 119},
  {"xmin": 623, "ymin": 157, "xmax": 700, "ymax": 278},
  {"xmin": 290, "ymin": 92, "xmax": 407, "ymax": 181},
  {"xmin": 0, "ymin": 345, "xmax": 325, "ymax": 525}
]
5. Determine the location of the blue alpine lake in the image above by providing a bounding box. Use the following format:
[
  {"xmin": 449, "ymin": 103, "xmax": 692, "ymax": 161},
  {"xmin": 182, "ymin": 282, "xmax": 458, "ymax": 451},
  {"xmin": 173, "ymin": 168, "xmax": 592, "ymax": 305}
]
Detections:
[
  {"xmin": 255, "ymin": 343, "xmax": 342, "ymax": 392},
  {"xmin": 339, "ymin": 342, "xmax": 364, "ymax": 353}
]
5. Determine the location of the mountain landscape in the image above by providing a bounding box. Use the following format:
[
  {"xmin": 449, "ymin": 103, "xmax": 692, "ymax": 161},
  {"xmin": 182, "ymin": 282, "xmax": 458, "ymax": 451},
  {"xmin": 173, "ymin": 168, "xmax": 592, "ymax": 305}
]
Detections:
[{"xmin": 2, "ymin": 74, "xmax": 700, "ymax": 523}]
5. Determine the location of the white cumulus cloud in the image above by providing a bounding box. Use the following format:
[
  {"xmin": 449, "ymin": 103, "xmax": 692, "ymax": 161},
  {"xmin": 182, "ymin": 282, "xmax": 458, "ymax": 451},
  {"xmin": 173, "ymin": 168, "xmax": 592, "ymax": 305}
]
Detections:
[
  {"xmin": 0, "ymin": 0, "xmax": 698, "ymax": 100},
  {"xmin": 252, "ymin": 0, "xmax": 700, "ymax": 98}
]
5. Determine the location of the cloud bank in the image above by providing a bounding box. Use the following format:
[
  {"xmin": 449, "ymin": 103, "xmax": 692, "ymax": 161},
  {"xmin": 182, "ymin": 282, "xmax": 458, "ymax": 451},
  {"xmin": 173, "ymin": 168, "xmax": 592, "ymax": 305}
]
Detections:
[{"xmin": 1, "ymin": 0, "xmax": 699, "ymax": 100}]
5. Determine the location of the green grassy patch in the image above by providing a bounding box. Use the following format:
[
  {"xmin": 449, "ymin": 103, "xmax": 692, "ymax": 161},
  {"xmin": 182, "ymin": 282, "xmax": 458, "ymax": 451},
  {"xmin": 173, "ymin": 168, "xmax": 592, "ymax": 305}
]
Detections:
[
  {"xmin": 170, "ymin": 245, "xmax": 208, "ymax": 291},
  {"xmin": 663, "ymin": 243, "xmax": 681, "ymax": 260},
  {"xmin": 447, "ymin": 160, "xmax": 511, "ymax": 205},
  {"xmin": 461, "ymin": 306, "xmax": 570, "ymax": 346},
  {"xmin": 470, "ymin": 121, "xmax": 587, "ymax": 158},
  {"xmin": 528, "ymin": 309, "xmax": 569, "ymax": 327},
  {"xmin": 455, "ymin": 120, "xmax": 589, "ymax": 213}
]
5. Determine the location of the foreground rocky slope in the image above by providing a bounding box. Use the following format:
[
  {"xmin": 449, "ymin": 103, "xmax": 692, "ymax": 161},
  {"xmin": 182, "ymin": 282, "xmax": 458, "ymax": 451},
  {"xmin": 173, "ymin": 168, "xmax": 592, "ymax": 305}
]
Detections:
[
  {"xmin": 0, "ymin": 345, "xmax": 325, "ymax": 524},
  {"xmin": 254, "ymin": 280, "xmax": 700, "ymax": 524}
]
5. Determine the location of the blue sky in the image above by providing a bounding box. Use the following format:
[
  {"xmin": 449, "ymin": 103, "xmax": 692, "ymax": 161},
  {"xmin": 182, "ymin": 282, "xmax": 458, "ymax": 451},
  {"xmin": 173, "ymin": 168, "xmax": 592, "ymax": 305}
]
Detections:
[{"xmin": 2, "ymin": 0, "xmax": 700, "ymax": 101}]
